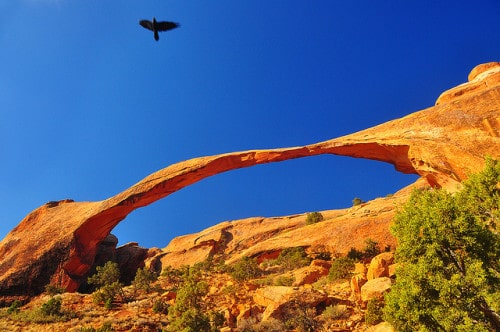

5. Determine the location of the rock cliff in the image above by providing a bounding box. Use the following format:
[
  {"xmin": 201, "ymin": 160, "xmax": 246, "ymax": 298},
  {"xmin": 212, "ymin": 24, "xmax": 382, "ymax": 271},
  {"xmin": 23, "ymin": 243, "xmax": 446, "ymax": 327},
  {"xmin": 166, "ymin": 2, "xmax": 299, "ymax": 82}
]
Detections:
[{"xmin": 0, "ymin": 62, "xmax": 499, "ymax": 302}]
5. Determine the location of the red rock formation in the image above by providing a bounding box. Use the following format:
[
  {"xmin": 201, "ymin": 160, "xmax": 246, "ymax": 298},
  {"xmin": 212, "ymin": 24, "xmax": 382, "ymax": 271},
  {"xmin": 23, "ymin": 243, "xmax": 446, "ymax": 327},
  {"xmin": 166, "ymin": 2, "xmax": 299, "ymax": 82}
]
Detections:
[{"xmin": 0, "ymin": 62, "xmax": 499, "ymax": 302}]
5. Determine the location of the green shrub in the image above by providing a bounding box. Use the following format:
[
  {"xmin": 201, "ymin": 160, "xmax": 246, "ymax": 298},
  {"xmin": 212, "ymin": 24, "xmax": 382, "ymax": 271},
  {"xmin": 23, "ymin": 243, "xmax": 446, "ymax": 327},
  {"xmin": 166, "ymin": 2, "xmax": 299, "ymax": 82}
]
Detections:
[
  {"xmin": 88, "ymin": 261, "xmax": 124, "ymax": 307},
  {"xmin": 98, "ymin": 323, "xmax": 114, "ymax": 332},
  {"xmin": 221, "ymin": 284, "xmax": 237, "ymax": 295},
  {"xmin": 7, "ymin": 300, "xmax": 22, "ymax": 314},
  {"xmin": 365, "ymin": 298, "xmax": 384, "ymax": 325},
  {"xmin": 152, "ymin": 298, "xmax": 169, "ymax": 315},
  {"xmin": 306, "ymin": 212, "xmax": 324, "ymax": 225},
  {"xmin": 328, "ymin": 257, "xmax": 355, "ymax": 281},
  {"xmin": 92, "ymin": 281, "xmax": 123, "ymax": 308},
  {"xmin": 45, "ymin": 283, "xmax": 66, "ymax": 296},
  {"xmin": 346, "ymin": 247, "xmax": 363, "ymax": 260},
  {"xmin": 362, "ymin": 238, "xmax": 380, "ymax": 259},
  {"xmin": 275, "ymin": 247, "xmax": 311, "ymax": 271},
  {"xmin": 309, "ymin": 245, "xmax": 332, "ymax": 261},
  {"xmin": 284, "ymin": 306, "xmax": 318, "ymax": 332},
  {"xmin": 346, "ymin": 238, "xmax": 381, "ymax": 261},
  {"xmin": 167, "ymin": 308, "xmax": 211, "ymax": 332},
  {"xmin": 274, "ymin": 275, "xmax": 295, "ymax": 286},
  {"xmin": 4, "ymin": 297, "xmax": 74, "ymax": 324},
  {"xmin": 230, "ymin": 256, "xmax": 262, "ymax": 282},
  {"xmin": 40, "ymin": 296, "xmax": 62, "ymax": 316},
  {"xmin": 79, "ymin": 327, "xmax": 96, "ymax": 332},
  {"xmin": 209, "ymin": 310, "xmax": 225, "ymax": 330},
  {"xmin": 323, "ymin": 304, "xmax": 349, "ymax": 320},
  {"xmin": 352, "ymin": 197, "xmax": 365, "ymax": 206}
]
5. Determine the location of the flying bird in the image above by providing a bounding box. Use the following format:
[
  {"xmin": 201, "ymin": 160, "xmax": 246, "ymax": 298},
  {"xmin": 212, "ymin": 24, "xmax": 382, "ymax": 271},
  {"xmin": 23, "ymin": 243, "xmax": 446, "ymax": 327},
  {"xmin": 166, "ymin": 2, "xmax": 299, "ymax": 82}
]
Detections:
[{"xmin": 139, "ymin": 17, "xmax": 179, "ymax": 41}]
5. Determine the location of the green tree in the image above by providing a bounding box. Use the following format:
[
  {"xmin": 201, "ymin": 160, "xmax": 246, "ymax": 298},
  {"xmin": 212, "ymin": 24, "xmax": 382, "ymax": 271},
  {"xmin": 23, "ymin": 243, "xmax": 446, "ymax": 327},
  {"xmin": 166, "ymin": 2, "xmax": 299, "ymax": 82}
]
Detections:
[
  {"xmin": 230, "ymin": 256, "xmax": 262, "ymax": 282},
  {"xmin": 88, "ymin": 261, "xmax": 120, "ymax": 288},
  {"xmin": 306, "ymin": 212, "xmax": 324, "ymax": 225},
  {"xmin": 167, "ymin": 279, "xmax": 211, "ymax": 332},
  {"xmin": 132, "ymin": 267, "xmax": 158, "ymax": 293},
  {"xmin": 384, "ymin": 159, "xmax": 500, "ymax": 332},
  {"xmin": 87, "ymin": 261, "xmax": 124, "ymax": 307}
]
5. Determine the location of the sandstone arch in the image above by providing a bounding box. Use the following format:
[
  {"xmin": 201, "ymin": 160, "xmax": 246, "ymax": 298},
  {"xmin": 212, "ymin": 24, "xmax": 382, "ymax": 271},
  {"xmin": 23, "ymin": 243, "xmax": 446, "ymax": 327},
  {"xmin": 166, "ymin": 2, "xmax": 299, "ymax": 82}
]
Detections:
[{"xmin": 0, "ymin": 62, "xmax": 499, "ymax": 301}]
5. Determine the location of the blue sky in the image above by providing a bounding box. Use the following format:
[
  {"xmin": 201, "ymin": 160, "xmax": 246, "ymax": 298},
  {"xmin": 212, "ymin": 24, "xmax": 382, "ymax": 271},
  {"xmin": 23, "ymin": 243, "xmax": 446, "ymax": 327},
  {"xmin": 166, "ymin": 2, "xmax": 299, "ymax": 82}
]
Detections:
[{"xmin": 1, "ymin": 1, "xmax": 499, "ymax": 248}]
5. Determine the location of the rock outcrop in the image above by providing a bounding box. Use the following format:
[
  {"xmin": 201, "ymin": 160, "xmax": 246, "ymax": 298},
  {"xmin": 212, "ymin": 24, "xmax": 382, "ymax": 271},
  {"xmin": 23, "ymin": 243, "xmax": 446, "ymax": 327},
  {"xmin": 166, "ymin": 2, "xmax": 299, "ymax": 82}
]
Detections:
[
  {"xmin": 0, "ymin": 62, "xmax": 499, "ymax": 302},
  {"xmin": 360, "ymin": 277, "xmax": 393, "ymax": 303}
]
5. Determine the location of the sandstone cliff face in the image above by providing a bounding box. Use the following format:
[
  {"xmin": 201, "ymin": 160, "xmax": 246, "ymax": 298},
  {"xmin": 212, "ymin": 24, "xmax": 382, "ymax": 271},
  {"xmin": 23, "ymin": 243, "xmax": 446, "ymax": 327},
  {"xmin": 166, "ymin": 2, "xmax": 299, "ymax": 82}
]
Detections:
[{"xmin": 0, "ymin": 62, "xmax": 499, "ymax": 302}]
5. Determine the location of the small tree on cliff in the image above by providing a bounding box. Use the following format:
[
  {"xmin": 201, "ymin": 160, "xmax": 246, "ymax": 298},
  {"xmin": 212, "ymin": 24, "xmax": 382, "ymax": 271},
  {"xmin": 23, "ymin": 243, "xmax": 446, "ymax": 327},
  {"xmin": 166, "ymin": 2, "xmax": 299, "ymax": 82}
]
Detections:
[
  {"xmin": 384, "ymin": 158, "xmax": 500, "ymax": 332},
  {"xmin": 88, "ymin": 261, "xmax": 124, "ymax": 308}
]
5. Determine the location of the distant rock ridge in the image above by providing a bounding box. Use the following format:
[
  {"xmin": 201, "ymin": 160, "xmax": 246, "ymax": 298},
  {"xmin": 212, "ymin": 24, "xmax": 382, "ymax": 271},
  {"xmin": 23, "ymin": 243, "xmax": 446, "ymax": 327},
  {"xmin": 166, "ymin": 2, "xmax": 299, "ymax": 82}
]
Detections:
[{"xmin": 0, "ymin": 62, "xmax": 499, "ymax": 302}]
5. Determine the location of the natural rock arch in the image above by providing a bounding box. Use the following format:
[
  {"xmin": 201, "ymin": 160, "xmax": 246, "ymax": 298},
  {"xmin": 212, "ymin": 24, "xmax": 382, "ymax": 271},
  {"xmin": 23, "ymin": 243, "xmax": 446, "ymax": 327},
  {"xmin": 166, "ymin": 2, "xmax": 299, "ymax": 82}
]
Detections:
[{"xmin": 0, "ymin": 62, "xmax": 499, "ymax": 301}]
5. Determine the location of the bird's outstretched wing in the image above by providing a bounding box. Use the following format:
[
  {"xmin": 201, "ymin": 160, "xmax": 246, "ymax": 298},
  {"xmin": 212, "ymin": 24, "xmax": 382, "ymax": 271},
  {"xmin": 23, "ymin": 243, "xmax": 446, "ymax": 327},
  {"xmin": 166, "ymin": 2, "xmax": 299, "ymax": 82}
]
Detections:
[
  {"xmin": 156, "ymin": 21, "xmax": 180, "ymax": 31},
  {"xmin": 139, "ymin": 20, "xmax": 154, "ymax": 31}
]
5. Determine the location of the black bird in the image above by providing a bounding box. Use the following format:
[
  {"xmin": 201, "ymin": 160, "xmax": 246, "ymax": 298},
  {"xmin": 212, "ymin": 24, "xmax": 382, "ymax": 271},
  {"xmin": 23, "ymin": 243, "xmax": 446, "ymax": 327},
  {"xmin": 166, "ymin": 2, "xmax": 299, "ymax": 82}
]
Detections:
[{"xmin": 139, "ymin": 17, "xmax": 179, "ymax": 41}]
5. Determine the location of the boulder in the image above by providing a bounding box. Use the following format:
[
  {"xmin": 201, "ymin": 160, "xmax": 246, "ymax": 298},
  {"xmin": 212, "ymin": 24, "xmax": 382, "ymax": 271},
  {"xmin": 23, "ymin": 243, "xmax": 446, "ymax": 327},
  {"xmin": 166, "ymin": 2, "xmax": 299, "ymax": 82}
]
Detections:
[
  {"xmin": 366, "ymin": 322, "xmax": 396, "ymax": 332},
  {"xmin": 253, "ymin": 286, "xmax": 328, "ymax": 321},
  {"xmin": 350, "ymin": 273, "xmax": 368, "ymax": 303},
  {"xmin": 360, "ymin": 277, "xmax": 392, "ymax": 302},
  {"xmin": 292, "ymin": 265, "xmax": 329, "ymax": 286},
  {"xmin": 367, "ymin": 252, "xmax": 394, "ymax": 280}
]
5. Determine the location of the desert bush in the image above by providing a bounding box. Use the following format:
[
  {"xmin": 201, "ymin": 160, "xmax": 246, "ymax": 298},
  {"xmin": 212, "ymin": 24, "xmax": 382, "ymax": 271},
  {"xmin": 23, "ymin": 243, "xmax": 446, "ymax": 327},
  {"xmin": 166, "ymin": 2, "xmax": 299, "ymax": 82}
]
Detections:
[
  {"xmin": 79, "ymin": 327, "xmax": 96, "ymax": 332},
  {"xmin": 230, "ymin": 256, "xmax": 262, "ymax": 282},
  {"xmin": 7, "ymin": 300, "xmax": 22, "ymax": 314},
  {"xmin": 365, "ymin": 298, "xmax": 384, "ymax": 325},
  {"xmin": 309, "ymin": 244, "xmax": 332, "ymax": 260},
  {"xmin": 346, "ymin": 247, "xmax": 363, "ymax": 260},
  {"xmin": 9, "ymin": 296, "xmax": 75, "ymax": 323},
  {"xmin": 275, "ymin": 247, "xmax": 311, "ymax": 271},
  {"xmin": 45, "ymin": 283, "xmax": 66, "ymax": 296},
  {"xmin": 362, "ymin": 238, "xmax": 381, "ymax": 258},
  {"xmin": 284, "ymin": 305, "xmax": 318, "ymax": 332},
  {"xmin": 79, "ymin": 322, "xmax": 114, "ymax": 332},
  {"xmin": 221, "ymin": 284, "xmax": 238, "ymax": 295},
  {"xmin": 352, "ymin": 197, "xmax": 365, "ymax": 206},
  {"xmin": 40, "ymin": 296, "xmax": 62, "ymax": 316},
  {"xmin": 240, "ymin": 318, "xmax": 285, "ymax": 332},
  {"xmin": 255, "ymin": 318, "xmax": 286, "ymax": 331},
  {"xmin": 209, "ymin": 310, "xmax": 225, "ymax": 330},
  {"xmin": 328, "ymin": 257, "xmax": 355, "ymax": 281},
  {"xmin": 346, "ymin": 238, "xmax": 381, "ymax": 261},
  {"xmin": 91, "ymin": 281, "xmax": 123, "ymax": 308},
  {"xmin": 274, "ymin": 274, "xmax": 295, "ymax": 286},
  {"xmin": 152, "ymin": 298, "xmax": 169, "ymax": 315},
  {"xmin": 167, "ymin": 308, "xmax": 211, "ymax": 332},
  {"xmin": 306, "ymin": 211, "xmax": 324, "ymax": 225},
  {"xmin": 323, "ymin": 304, "xmax": 349, "ymax": 320}
]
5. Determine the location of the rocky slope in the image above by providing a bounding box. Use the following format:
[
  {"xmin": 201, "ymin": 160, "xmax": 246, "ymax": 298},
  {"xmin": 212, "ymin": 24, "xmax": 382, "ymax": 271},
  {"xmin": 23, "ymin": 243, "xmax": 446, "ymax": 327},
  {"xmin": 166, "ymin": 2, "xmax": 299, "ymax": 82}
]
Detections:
[{"xmin": 0, "ymin": 62, "xmax": 499, "ymax": 304}]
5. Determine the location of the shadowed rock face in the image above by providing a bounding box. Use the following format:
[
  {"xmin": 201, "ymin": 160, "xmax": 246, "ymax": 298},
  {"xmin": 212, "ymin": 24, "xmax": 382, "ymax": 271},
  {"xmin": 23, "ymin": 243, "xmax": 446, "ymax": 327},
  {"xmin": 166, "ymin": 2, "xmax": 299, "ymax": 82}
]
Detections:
[{"xmin": 0, "ymin": 62, "xmax": 499, "ymax": 302}]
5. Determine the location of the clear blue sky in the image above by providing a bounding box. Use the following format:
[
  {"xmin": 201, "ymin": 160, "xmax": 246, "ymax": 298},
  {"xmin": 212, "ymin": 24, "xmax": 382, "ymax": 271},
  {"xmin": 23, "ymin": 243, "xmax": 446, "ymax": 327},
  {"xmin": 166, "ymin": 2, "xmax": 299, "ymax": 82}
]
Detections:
[{"xmin": 1, "ymin": 1, "xmax": 499, "ymax": 248}]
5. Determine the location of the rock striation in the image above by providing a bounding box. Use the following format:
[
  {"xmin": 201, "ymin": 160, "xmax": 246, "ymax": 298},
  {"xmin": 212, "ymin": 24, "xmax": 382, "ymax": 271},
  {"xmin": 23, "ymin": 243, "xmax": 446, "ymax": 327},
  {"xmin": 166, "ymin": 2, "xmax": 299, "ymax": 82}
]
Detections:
[{"xmin": 0, "ymin": 62, "xmax": 499, "ymax": 302}]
